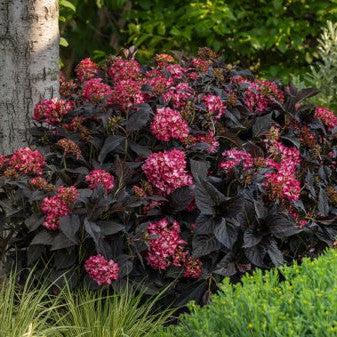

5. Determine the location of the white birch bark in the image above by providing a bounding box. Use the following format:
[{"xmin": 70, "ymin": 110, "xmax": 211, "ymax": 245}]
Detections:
[{"xmin": 0, "ymin": 0, "xmax": 59, "ymax": 154}]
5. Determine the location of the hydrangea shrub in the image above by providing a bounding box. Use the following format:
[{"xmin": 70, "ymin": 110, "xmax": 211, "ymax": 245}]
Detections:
[{"xmin": 1, "ymin": 49, "xmax": 337, "ymax": 303}]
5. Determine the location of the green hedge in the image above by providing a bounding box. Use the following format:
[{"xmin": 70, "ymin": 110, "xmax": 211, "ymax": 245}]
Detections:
[
  {"xmin": 156, "ymin": 249, "xmax": 337, "ymax": 337},
  {"xmin": 60, "ymin": 0, "xmax": 337, "ymax": 79}
]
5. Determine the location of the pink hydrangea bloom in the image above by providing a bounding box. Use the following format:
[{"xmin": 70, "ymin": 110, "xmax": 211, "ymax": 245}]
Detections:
[
  {"xmin": 142, "ymin": 149, "xmax": 193, "ymax": 195},
  {"xmin": 264, "ymin": 141, "xmax": 301, "ymax": 202},
  {"xmin": 146, "ymin": 218, "xmax": 186, "ymax": 270},
  {"xmin": 41, "ymin": 195, "xmax": 70, "ymax": 231},
  {"xmin": 264, "ymin": 171, "xmax": 301, "ymax": 202},
  {"xmin": 107, "ymin": 57, "xmax": 141, "ymax": 83},
  {"xmin": 288, "ymin": 207, "xmax": 308, "ymax": 227},
  {"xmin": 165, "ymin": 64, "xmax": 186, "ymax": 79},
  {"xmin": 82, "ymin": 78, "xmax": 112, "ymax": 103},
  {"xmin": 57, "ymin": 186, "xmax": 79, "ymax": 205},
  {"xmin": 75, "ymin": 58, "xmax": 99, "ymax": 82},
  {"xmin": 192, "ymin": 132, "xmax": 219, "ymax": 153},
  {"xmin": 184, "ymin": 256, "xmax": 202, "ymax": 279},
  {"xmin": 40, "ymin": 185, "xmax": 78, "ymax": 231},
  {"xmin": 162, "ymin": 83, "xmax": 194, "ymax": 109},
  {"xmin": 151, "ymin": 107, "xmax": 189, "ymax": 141},
  {"xmin": 233, "ymin": 76, "xmax": 284, "ymax": 113},
  {"xmin": 60, "ymin": 72, "xmax": 77, "ymax": 97},
  {"xmin": 109, "ymin": 79, "xmax": 145, "ymax": 111},
  {"xmin": 10, "ymin": 147, "xmax": 46, "ymax": 176},
  {"xmin": 144, "ymin": 69, "xmax": 173, "ymax": 94},
  {"xmin": 85, "ymin": 255, "xmax": 120, "ymax": 285},
  {"xmin": 155, "ymin": 53, "xmax": 175, "ymax": 66},
  {"xmin": 257, "ymin": 79, "xmax": 284, "ymax": 102},
  {"xmin": 314, "ymin": 107, "xmax": 337, "ymax": 130},
  {"xmin": 85, "ymin": 169, "xmax": 115, "ymax": 192},
  {"xmin": 188, "ymin": 72, "xmax": 199, "ymax": 80},
  {"xmin": 33, "ymin": 98, "xmax": 74, "ymax": 125},
  {"xmin": 269, "ymin": 141, "xmax": 301, "ymax": 174},
  {"xmin": 220, "ymin": 149, "xmax": 253, "ymax": 171},
  {"xmin": 202, "ymin": 94, "xmax": 226, "ymax": 119},
  {"xmin": 244, "ymin": 82, "xmax": 269, "ymax": 113},
  {"xmin": 29, "ymin": 177, "xmax": 52, "ymax": 191},
  {"xmin": 191, "ymin": 58, "xmax": 209, "ymax": 72}
]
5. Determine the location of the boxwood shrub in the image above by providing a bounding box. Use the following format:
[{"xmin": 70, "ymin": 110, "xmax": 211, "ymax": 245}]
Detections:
[
  {"xmin": 155, "ymin": 249, "xmax": 337, "ymax": 337},
  {"xmin": 0, "ymin": 49, "xmax": 337, "ymax": 304}
]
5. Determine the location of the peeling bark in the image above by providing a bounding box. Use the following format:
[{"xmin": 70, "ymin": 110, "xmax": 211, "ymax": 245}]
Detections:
[{"xmin": 0, "ymin": 0, "xmax": 59, "ymax": 154}]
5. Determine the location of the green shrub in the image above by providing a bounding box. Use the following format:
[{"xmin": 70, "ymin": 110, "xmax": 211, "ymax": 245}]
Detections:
[{"xmin": 156, "ymin": 249, "xmax": 337, "ymax": 337}]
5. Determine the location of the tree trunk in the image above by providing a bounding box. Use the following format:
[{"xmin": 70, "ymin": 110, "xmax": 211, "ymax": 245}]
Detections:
[{"xmin": 0, "ymin": 0, "xmax": 59, "ymax": 154}]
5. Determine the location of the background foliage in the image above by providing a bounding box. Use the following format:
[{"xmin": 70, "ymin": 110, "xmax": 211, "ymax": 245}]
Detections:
[
  {"xmin": 60, "ymin": 0, "xmax": 337, "ymax": 79},
  {"xmin": 292, "ymin": 21, "xmax": 337, "ymax": 111}
]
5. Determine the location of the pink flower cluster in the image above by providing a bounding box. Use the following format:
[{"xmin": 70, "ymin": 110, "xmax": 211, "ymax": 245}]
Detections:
[
  {"xmin": 109, "ymin": 79, "xmax": 145, "ymax": 111},
  {"xmin": 202, "ymin": 94, "xmax": 226, "ymax": 119},
  {"xmin": 288, "ymin": 206, "xmax": 308, "ymax": 227},
  {"xmin": 82, "ymin": 78, "xmax": 112, "ymax": 103},
  {"xmin": 191, "ymin": 58, "xmax": 210, "ymax": 72},
  {"xmin": 84, "ymin": 254, "xmax": 120, "ymax": 285},
  {"xmin": 220, "ymin": 149, "xmax": 253, "ymax": 171},
  {"xmin": 155, "ymin": 53, "xmax": 175, "ymax": 65},
  {"xmin": 146, "ymin": 218, "xmax": 186, "ymax": 270},
  {"xmin": 33, "ymin": 98, "xmax": 74, "ymax": 125},
  {"xmin": 165, "ymin": 64, "xmax": 186, "ymax": 79},
  {"xmin": 244, "ymin": 82, "xmax": 269, "ymax": 113},
  {"xmin": 187, "ymin": 132, "xmax": 219, "ymax": 153},
  {"xmin": 145, "ymin": 69, "xmax": 173, "ymax": 94},
  {"xmin": 184, "ymin": 256, "xmax": 203, "ymax": 278},
  {"xmin": 85, "ymin": 169, "xmax": 115, "ymax": 193},
  {"xmin": 10, "ymin": 147, "xmax": 46, "ymax": 176},
  {"xmin": 142, "ymin": 149, "xmax": 193, "ymax": 195},
  {"xmin": 30, "ymin": 177, "xmax": 53, "ymax": 191},
  {"xmin": 314, "ymin": 107, "xmax": 337, "ymax": 130},
  {"xmin": 219, "ymin": 138, "xmax": 302, "ymax": 203},
  {"xmin": 196, "ymin": 132, "xmax": 219, "ymax": 153},
  {"xmin": 163, "ymin": 83, "xmax": 194, "ymax": 109},
  {"xmin": 75, "ymin": 58, "xmax": 99, "ymax": 82},
  {"xmin": 146, "ymin": 218, "xmax": 202, "ymax": 278},
  {"xmin": 40, "ymin": 186, "xmax": 78, "ymax": 231},
  {"xmin": 265, "ymin": 171, "xmax": 301, "ymax": 202},
  {"xmin": 257, "ymin": 79, "xmax": 284, "ymax": 102},
  {"xmin": 57, "ymin": 186, "xmax": 79, "ymax": 204},
  {"xmin": 268, "ymin": 141, "xmax": 301, "ymax": 173},
  {"xmin": 108, "ymin": 57, "xmax": 141, "ymax": 82},
  {"xmin": 60, "ymin": 72, "xmax": 77, "ymax": 97},
  {"xmin": 264, "ymin": 141, "xmax": 301, "ymax": 202},
  {"xmin": 151, "ymin": 107, "xmax": 189, "ymax": 141},
  {"xmin": 233, "ymin": 76, "xmax": 284, "ymax": 113}
]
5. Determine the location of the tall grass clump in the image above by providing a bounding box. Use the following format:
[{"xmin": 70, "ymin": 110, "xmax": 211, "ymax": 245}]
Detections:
[
  {"xmin": 54, "ymin": 283, "xmax": 175, "ymax": 337},
  {"xmin": 0, "ymin": 270, "xmax": 61, "ymax": 337}
]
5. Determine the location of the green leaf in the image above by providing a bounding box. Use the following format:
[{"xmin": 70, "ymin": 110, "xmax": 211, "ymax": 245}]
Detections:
[
  {"xmin": 60, "ymin": 0, "xmax": 76, "ymax": 12},
  {"xmin": 59, "ymin": 37, "xmax": 69, "ymax": 47}
]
